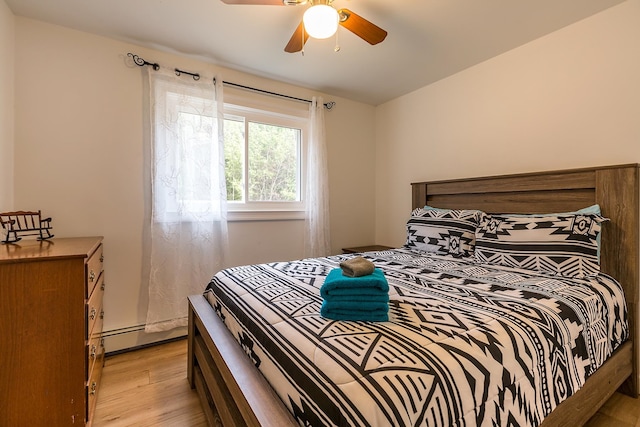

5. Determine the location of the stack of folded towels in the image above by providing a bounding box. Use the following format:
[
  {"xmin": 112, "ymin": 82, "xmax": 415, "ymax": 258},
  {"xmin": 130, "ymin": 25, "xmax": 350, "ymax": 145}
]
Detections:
[{"xmin": 320, "ymin": 256, "xmax": 390, "ymax": 322}]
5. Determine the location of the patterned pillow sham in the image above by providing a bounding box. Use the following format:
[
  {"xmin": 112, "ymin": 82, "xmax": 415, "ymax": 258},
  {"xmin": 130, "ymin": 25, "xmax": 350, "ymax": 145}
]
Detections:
[
  {"xmin": 405, "ymin": 208, "xmax": 484, "ymax": 258},
  {"xmin": 475, "ymin": 213, "xmax": 607, "ymax": 278},
  {"xmin": 499, "ymin": 204, "xmax": 604, "ymax": 261}
]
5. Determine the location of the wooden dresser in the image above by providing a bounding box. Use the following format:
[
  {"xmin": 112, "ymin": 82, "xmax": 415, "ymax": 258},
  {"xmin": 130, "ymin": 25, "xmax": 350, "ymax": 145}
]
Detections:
[{"xmin": 0, "ymin": 236, "xmax": 105, "ymax": 426}]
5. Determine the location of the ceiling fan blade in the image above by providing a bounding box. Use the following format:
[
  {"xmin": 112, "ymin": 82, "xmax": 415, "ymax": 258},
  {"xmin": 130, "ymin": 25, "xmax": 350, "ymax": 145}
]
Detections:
[
  {"xmin": 338, "ymin": 8, "xmax": 387, "ymax": 45},
  {"xmin": 284, "ymin": 21, "xmax": 309, "ymax": 53},
  {"xmin": 220, "ymin": 0, "xmax": 284, "ymax": 5}
]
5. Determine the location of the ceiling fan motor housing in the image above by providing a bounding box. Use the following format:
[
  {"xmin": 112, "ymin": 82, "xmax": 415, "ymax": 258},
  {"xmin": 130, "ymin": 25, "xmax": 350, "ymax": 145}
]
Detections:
[{"xmin": 307, "ymin": 0, "xmax": 334, "ymax": 6}]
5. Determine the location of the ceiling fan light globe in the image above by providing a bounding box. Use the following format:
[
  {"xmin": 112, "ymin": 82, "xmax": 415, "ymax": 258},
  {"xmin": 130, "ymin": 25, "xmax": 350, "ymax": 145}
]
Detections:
[{"xmin": 303, "ymin": 5, "xmax": 339, "ymax": 39}]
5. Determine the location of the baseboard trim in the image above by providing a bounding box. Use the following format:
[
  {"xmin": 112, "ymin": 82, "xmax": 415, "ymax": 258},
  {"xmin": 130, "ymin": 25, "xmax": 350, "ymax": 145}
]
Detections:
[{"xmin": 103, "ymin": 324, "xmax": 188, "ymax": 354}]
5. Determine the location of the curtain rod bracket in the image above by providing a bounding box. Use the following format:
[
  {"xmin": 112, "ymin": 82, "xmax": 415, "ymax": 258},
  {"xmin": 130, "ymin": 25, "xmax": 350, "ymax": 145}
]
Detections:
[{"xmin": 175, "ymin": 68, "xmax": 200, "ymax": 81}]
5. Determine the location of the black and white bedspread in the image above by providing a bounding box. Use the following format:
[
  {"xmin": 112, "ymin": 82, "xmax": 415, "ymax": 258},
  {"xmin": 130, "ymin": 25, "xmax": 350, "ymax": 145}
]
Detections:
[{"xmin": 204, "ymin": 248, "xmax": 628, "ymax": 427}]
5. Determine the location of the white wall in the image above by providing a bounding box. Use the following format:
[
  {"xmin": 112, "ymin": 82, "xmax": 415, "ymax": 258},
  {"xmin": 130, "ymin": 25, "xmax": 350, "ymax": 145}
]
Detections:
[
  {"xmin": 13, "ymin": 18, "xmax": 376, "ymax": 351},
  {"xmin": 375, "ymin": 0, "xmax": 640, "ymax": 247},
  {"xmin": 0, "ymin": 0, "xmax": 14, "ymax": 210}
]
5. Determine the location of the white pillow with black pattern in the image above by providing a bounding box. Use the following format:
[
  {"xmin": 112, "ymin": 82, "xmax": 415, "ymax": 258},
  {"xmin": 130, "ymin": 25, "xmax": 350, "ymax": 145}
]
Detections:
[
  {"xmin": 475, "ymin": 213, "xmax": 607, "ymax": 278},
  {"xmin": 405, "ymin": 207, "xmax": 485, "ymax": 258}
]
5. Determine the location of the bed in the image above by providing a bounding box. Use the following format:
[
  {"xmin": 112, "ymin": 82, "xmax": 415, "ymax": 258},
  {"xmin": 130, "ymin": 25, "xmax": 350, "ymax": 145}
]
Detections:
[{"xmin": 188, "ymin": 164, "xmax": 639, "ymax": 426}]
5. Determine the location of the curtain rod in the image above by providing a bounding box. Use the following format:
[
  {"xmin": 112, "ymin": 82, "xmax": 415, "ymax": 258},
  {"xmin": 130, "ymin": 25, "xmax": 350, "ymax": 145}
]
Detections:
[{"xmin": 127, "ymin": 53, "xmax": 335, "ymax": 110}]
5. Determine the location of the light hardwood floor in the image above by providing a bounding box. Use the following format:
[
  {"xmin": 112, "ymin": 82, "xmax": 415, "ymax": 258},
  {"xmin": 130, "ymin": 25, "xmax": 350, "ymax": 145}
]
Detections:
[
  {"xmin": 93, "ymin": 339, "xmax": 206, "ymax": 427},
  {"xmin": 94, "ymin": 338, "xmax": 639, "ymax": 427}
]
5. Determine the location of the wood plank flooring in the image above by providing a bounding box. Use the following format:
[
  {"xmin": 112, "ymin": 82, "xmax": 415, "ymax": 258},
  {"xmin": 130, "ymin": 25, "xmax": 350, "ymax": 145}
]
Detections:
[
  {"xmin": 93, "ymin": 339, "xmax": 206, "ymax": 427},
  {"xmin": 94, "ymin": 338, "xmax": 640, "ymax": 426},
  {"xmin": 585, "ymin": 391, "xmax": 640, "ymax": 427}
]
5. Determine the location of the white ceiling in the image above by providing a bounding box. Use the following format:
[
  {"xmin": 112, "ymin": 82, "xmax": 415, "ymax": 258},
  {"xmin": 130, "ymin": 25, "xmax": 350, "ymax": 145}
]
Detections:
[{"xmin": 5, "ymin": 0, "xmax": 624, "ymax": 105}]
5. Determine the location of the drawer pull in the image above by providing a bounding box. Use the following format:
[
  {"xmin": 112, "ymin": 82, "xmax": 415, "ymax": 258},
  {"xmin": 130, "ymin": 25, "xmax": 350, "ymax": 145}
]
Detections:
[
  {"xmin": 100, "ymin": 254, "xmax": 104, "ymax": 263},
  {"xmin": 89, "ymin": 270, "xmax": 96, "ymax": 283},
  {"xmin": 90, "ymin": 308, "xmax": 97, "ymax": 320},
  {"xmin": 100, "ymin": 310, "xmax": 105, "ymax": 320},
  {"xmin": 101, "ymin": 282, "xmax": 106, "ymax": 291},
  {"xmin": 90, "ymin": 381, "xmax": 97, "ymax": 395},
  {"xmin": 90, "ymin": 344, "xmax": 97, "ymax": 359}
]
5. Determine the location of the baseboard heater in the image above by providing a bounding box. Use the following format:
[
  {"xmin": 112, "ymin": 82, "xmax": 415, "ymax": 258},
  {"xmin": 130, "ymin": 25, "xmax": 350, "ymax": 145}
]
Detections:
[{"xmin": 102, "ymin": 324, "xmax": 188, "ymax": 355}]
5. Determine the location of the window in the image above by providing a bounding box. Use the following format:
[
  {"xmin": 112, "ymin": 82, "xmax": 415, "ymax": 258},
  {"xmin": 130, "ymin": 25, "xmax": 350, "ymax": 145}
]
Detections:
[
  {"xmin": 223, "ymin": 104, "xmax": 308, "ymax": 218},
  {"xmin": 158, "ymin": 84, "xmax": 308, "ymax": 221}
]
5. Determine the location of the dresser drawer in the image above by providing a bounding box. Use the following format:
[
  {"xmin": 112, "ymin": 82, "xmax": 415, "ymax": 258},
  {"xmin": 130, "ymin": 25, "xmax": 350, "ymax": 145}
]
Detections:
[
  {"xmin": 87, "ymin": 273, "xmax": 104, "ymax": 340},
  {"xmin": 87, "ymin": 335, "xmax": 104, "ymax": 423},
  {"xmin": 86, "ymin": 244, "xmax": 104, "ymax": 298},
  {"xmin": 87, "ymin": 333, "xmax": 104, "ymax": 377}
]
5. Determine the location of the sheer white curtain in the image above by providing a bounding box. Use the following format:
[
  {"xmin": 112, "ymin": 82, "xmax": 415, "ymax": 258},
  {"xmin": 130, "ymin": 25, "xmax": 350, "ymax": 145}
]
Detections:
[
  {"xmin": 145, "ymin": 68, "xmax": 229, "ymax": 332},
  {"xmin": 304, "ymin": 97, "xmax": 331, "ymax": 257}
]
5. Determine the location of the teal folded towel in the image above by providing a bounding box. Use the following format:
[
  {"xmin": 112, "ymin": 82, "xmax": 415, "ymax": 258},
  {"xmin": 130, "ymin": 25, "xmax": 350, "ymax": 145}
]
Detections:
[
  {"xmin": 320, "ymin": 268, "xmax": 389, "ymax": 300},
  {"xmin": 320, "ymin": 300, "xmax": 389, "ymax": 322},
  {"xmin": 323, "ymin": 291, "xmax": 389, "ymax": 303}
]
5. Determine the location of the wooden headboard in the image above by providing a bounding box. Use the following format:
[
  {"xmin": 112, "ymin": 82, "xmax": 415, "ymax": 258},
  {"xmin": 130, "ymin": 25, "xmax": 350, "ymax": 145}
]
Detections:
[{"xmin": 411, "ymin": 164, "xmax": 639, "ymax": 395}]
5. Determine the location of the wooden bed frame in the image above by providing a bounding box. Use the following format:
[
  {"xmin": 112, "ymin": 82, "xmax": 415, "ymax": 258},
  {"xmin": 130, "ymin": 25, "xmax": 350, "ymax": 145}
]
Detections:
[{"xmin": 188, "ymin": 163, "xmax": 639, "ymax": 427}]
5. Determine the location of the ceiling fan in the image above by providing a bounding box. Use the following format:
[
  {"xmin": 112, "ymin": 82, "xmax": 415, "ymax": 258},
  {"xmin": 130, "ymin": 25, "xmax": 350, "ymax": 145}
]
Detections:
[{"xmin": 220, "ymin": 0, "xmax": 388, "ymax": 53}]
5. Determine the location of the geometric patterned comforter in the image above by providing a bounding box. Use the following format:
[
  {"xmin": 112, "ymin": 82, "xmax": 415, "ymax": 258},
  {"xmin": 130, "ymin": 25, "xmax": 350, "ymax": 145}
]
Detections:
[{"xmin": 204, "ymin": 248, "xmax": 628, "ymax": 427}]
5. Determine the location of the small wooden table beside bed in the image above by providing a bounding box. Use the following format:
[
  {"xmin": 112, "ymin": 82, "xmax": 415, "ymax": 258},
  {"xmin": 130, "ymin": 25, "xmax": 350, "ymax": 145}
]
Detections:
[{"xmin": 188, "ymin": 164, "xmax": 639, "ymax": 427}]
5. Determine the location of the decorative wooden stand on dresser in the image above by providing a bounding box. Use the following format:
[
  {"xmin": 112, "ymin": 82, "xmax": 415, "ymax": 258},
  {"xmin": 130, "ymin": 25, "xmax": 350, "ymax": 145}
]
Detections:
[{"xmin": 0, "ymin": 236, "xmax": 105, "ymax": 426}]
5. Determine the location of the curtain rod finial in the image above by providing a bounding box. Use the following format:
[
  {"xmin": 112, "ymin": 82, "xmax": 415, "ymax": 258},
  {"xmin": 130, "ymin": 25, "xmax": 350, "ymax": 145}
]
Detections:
[
  {"xmin": 127, "ymin": 52, "xmax": 159, "ymax": 70},
  {"xmin": 324, "ymin": 101, "xmax": 336, "ymax": 110}
]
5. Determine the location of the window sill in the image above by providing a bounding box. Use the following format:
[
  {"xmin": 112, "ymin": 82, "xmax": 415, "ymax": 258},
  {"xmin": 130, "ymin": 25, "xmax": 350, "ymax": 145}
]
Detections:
[{"xmin": 227, "ymin": 210, "xmax": 305, "ymax": 222}]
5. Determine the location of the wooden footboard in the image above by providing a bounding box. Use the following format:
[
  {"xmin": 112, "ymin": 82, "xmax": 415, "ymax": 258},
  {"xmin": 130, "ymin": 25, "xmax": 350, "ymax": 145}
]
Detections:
[{"xmin": 188, "ymin": 294, "xmax": 297, "ymax": 427}]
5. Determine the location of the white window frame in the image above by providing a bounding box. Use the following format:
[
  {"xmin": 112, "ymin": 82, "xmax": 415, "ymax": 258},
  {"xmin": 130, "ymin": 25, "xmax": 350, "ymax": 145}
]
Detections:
[{"xmin": 224, "ymin": 103, "xmax": 308, "ymax": 221}]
